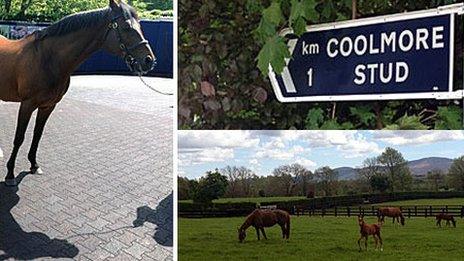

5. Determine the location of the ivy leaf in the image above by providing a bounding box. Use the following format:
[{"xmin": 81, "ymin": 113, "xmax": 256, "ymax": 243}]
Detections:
[
  {"xmin": 262, "ymin": 1, "xmax": 283, "ymax": 26},
  {"xmin": 384, "ymin": 114, "xmax": 429, "ymax": 130},
  {"xmin": 435, "ymin": 106, "xmax": 462, "ymax": 130},
  {"xmin": 304, "ymin": 108, "xmax": 324, "ymax": 129},
  {"xmin": 257, "ymin": 35, "xmax": 290, "ymax": 75},
  {"xmin": 292, "ymin": 16, "xmax": 307, "ymax": 36},
  {"xmin": 302, "ymin": 0, "xmax": 318, "ymax": 21},
  {"xmin": 350, "ymin": 106, "xmax": 376, "ymax": 127}
]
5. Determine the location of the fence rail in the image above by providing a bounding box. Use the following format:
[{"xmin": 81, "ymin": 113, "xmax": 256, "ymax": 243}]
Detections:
[{"xmin": 294, "ymin": 205, "xmax": 464, "ymax": 218}]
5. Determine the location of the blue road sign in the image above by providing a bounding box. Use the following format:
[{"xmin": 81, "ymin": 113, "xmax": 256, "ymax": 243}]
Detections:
[{"xmin": 269, "ymin": 4, "xmax": 464, "ymax": 102}]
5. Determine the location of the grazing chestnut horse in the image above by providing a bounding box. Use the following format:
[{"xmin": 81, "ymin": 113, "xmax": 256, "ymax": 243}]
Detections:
[
  {"xmin": 237, "ymin": 209, "xmax": 290, "ymax": 242},
  {"xmin": 377, "ymin": 207, "xmax": 405, "ymax": 226},
  {"xmin": 357, "ymin": 215, "xmax": 383, "ymax": 251},
  {"xmin": 436, "ymin": 213, "xmax": 456, "ymax": 228},
  {"xmin": 0, "ymin": 0, "xmax": 155, "ymax": 186}
]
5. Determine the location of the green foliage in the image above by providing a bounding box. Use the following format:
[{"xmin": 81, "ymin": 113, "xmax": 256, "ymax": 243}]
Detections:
[
  {"xmin": 0, "ymin": 0, "xmax": 172, "ymax": 21},
  {"xmin": 192, "ymin": 170, "xmax": 229, "ymax": 203},
  {"xmin": 448, "ymin": 156, "xmax": 464, "ymax": 191},
  {"xmin": 370, "ymin": 174, "xmax": 389, "ymax": 193},
  {"xmin": 179, "ymin": 0, "xmax": 463, "ymax": 130}
]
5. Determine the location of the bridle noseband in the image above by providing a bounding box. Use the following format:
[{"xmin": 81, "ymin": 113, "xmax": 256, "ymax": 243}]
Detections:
[{"xmin": 106, "ymin": 13, "xmax": 151, "ymax": 72}]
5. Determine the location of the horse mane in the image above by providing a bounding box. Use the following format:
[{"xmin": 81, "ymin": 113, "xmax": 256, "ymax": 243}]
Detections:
[{"xmin": 35, "ymin": 8, "xmax": 112, "ymax": 40}]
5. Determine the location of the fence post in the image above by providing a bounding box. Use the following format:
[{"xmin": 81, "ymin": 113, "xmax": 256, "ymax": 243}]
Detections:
[
  {"xmin": 461, "ymin": 206, "xmax": 464, "ymax": 218},
  {"xmin": 348, "ymin": 206, "xmax": 351, "ymax": 217},
  {"xmin": 446, "ymin": 205, "xmax": 448, "ymax": 213},
  {"xmin": 408, "ymin": 208, "xmax": 411, "ymax": 218},
  {"xmin": 425, "ymin": 208, "xmax": 427, "ymax": 218},
  {"xmin": 372, "ymin": 206, "xmax": 375, "ymax": 216},
  {"xmin": 322, "ymin": 207, "xmax": 325, "ymax": 217},
  {"xmin": 415, "ymin": 206, "xmax": 417, "ymax": 217},
  {"xmin": 335, "ymin": 206, "xmax": 338, "ymax": 217},
  {"xmin": 430, "ymin": 205, "xmax": 433, "ymax": 216}
]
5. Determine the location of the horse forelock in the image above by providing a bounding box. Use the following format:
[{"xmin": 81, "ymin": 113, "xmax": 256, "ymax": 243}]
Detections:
[{"xmin": 36, "ymin": 8, "xmax": 112, "ymax": 40}]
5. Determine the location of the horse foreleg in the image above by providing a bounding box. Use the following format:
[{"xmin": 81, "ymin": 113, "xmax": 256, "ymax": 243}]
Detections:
[
  {"xmin": 436, "ymin": 219, "xmax": 441, "ymax": 227},
  {"xmin": 255, "ymin": 227, "xmax": 260, "ymax": 240},
  {"xmin": 364, "ymin": 236, "xmax": 368, "ymax": 251},
  {"xmin": 357, "ymin": 236, "xmax": 363, "ymax": 251},
  {"xmin": 5, "ymin": 102, "xmax": 36, "ymax": 186},
  {"xmin": 377, "ymin": 233, "xmax": 383, "ymax": 251},
  {"xmin": 260, "ymin": 228, "xmax": 267, "ymax": 240},
  {"xmin": 27, "ymin": 105, "xmax": 55, "ymax": 174},
  {"xmin": 280, "ymin": 224, "xmax": 285, "ymax": 239},
  {"xmin": 373, "ymin": 235, "xmax": 378, "ymax": 250}
]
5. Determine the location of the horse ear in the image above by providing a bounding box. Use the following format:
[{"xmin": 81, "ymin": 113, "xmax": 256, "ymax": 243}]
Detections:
[{"xmin": 109, "ymin": 0, "xmax": 120, "ymax": 9}]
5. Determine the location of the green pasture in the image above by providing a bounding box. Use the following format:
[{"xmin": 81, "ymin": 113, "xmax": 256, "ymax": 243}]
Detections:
[
  {"xmin": 179, "ymin": 216, "xmax": 463, "ymax": 260},
  {"xmin": 373, "ymin": 198, "xmax": 464, "ymax": 206},
  {"xmin": 179, "ymin": 196, "xmax": 464, "ymax": 205},
  {"xmin": 179, "ymin": 196, "xmax": 306, "ymax": 204},
  {"xmin": 179, "ymin": 198, "xmax": 464, "ymax": 260}
]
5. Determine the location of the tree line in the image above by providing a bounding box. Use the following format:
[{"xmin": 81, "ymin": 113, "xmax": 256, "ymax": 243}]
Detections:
[
  {"xmin": 178, "ymin": 148, "xmax": 464, "ymax": 203},
  {"xmin": 0, "ymin": 0, "xmax": 173, "ymax": 21}
]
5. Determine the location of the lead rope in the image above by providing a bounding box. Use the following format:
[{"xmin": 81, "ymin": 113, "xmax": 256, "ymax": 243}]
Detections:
[{"xmin": 138, "ymin": 73, "xmax": 174, "ymax": 96}]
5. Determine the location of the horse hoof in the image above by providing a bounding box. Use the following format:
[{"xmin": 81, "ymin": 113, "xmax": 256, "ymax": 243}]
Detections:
[
  {"xmin": 31, "ymin": 167, "xmax": 43, "ymax": 174},
  {"xmin": 380, "ymin": 248, "xmax": 383, "ymax": 252},
  {"xmin": 5, "ymin": 178, "xmax": 17, "ymax": 186}
]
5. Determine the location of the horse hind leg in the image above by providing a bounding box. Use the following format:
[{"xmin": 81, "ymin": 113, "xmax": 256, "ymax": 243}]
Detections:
[
  {"xmin": 5, "ymin": 102, "xmax": 36, "ymax": 186},
  {"xmin": 27, "ymin": 105, "xmax": 56, "ymax": 174},
  {"xmin": 260, "ymin": 228, "xmax": 267, "ymax": 240}
]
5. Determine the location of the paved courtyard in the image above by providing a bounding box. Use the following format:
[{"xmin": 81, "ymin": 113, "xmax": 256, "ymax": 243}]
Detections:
[{"xmin": 0, "ymin": 76, "xmax": 173, "ymax": 260}]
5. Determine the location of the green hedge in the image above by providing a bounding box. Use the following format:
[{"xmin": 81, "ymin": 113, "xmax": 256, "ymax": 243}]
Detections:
[{"xmin": 178, "ymin": 191, "xmax": 464, "ymax": 218}]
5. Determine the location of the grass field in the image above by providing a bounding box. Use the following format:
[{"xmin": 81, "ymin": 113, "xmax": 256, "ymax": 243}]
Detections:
[
  {"xmin": 179, "ymin": 196, "xmax": 306, "ymax": 204},
  {"xmin": 179, "ymin": 198, "xmax": 464, "ymax": 260},
  {"xmin": 179, "ymin": 216, "xmax": 464, "ymax": 260},
  {"xmin": 374, "ymin": 198, "xmax": 464, "ymax": 206},
  {"xmin": 180, "ymin": 197, "xmax": 464, "ymax": 205}
]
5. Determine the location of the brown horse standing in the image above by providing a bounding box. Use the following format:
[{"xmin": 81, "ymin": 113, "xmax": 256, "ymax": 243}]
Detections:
[
  {"xmin": 0, "ymin": 0, "xmax": 155, "ymax": 186},
  {"xmin": 436, "ymin": 213, "xmax": 456, "ymax": 228},
  {"xmin": 237, "ymin": 209, "xmax": 290, "ymax": 242},
  {"xmin": 377, "ymin": 207, "xmax": 405, "ymax": 226},
  {"xmin": 357, "ymin": 215, "xmax": 383, "ymax": 251}
]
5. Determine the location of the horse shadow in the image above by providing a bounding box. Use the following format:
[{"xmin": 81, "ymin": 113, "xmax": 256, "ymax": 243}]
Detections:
[
  {"xmin": 132, "ymin": 192, "xmax": 173, "ymax": 247},
  {"xmin": 0, "ymin": 171, "xmax": 79, "ymax": 260}
]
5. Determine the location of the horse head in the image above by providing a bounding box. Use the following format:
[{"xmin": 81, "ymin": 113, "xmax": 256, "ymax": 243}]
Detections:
[
  {"xmin": 103, "ymin": 0, "xmax": 156, "ymax": 74},
  {"xmin": 237, "ymin": 227, "xmax": 246, "ymax": 243}
]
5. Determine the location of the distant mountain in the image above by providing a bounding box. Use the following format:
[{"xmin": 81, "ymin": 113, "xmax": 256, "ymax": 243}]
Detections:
[
  {"xmin": 408, "ymin": 157, "xmax": 453, "ymax": 178},
  {"xmin": 334, "ymin": 157, "xmax": 453, "ymax": 180}
]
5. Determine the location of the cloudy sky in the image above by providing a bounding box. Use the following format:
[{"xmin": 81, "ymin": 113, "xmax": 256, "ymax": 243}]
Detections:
[{"xmin": 178, "ymin": 130, "xmax": 464, "ymax": 179}]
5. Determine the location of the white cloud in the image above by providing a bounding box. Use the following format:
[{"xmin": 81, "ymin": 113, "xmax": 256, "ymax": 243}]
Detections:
[
  {"xmin": 179, "ymin": 148, "xmax": 234, "ymax": 166},
  {"xmin": 295, "ymin": 157, "xmax": 317, "ymax": 169},
  {"xmin": 373, "ymin": 131, "xmax": 464, "ymax": 145},
  {"xmin": 178, "ymin": 130, "xmax": 259, "ymax": 149}
]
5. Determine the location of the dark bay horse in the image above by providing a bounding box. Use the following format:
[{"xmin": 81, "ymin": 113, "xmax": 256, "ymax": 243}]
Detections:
[
  {"xmin": 237, "ymin": 209, "xmax": 290, "ymax": 242},
  {"xmin": 377, "ymin": 207, "xmax": 405, "ymax": 226},
  {"xmin": 436, "ymin": 213, "xmax": 456, "ymax": 228},
  {"xmin": 357, "ymin": 215, "xmax": 383, "ymax": 251},
  {"xmin": 0, "ymin": 0, "xmax": 155, "ymax": 186}
]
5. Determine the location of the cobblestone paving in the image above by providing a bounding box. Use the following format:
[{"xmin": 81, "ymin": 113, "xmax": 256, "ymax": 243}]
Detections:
[{"xmin": 0, "ymin": 76, "xmax": 173, "ymax": 260}]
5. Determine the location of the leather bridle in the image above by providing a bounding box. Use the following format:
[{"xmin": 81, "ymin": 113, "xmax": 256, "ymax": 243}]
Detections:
[{"xmin": 106, "ymin": 13, "xmax": 151, "ymax": 72}]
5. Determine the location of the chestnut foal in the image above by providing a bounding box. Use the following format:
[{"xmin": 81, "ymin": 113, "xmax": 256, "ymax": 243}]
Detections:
[
  {"xmin": 436, "ymin": 213, "xmax": 456, "ymax": 228},
  {"xmin": 357, "ymin": 215, "xmax": 383, "ymax": 251}
]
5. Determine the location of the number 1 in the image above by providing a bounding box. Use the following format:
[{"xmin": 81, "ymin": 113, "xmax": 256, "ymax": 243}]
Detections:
[{"xmin": 307, "ymin": 68, "xmax": 313, "ymax": 87}]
